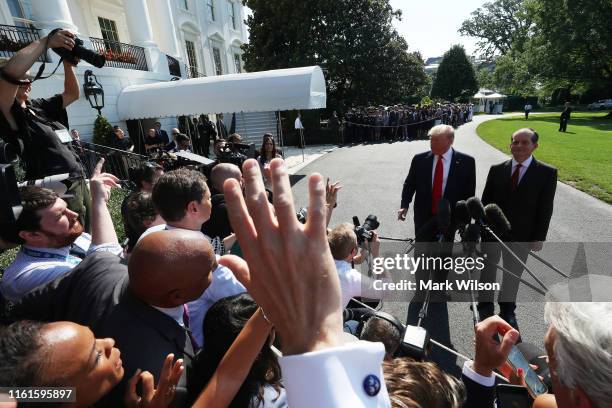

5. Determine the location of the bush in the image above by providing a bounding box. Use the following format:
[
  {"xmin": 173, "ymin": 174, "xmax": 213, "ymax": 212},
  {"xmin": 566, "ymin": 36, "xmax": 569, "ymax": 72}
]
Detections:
[{"xmin": 93, "ymin": 115, "xmax": 113, "ymax": 147}]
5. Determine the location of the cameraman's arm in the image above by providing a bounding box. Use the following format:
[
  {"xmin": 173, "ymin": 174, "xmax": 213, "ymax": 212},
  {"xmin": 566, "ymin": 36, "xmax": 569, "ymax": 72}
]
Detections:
[
  {"xmin": 0, "ymin": 30, "xmax": 75, "ymax": 122},
  {"xmin": 61, "ymin": 60, "xmax": 79, "ymax": 108}
]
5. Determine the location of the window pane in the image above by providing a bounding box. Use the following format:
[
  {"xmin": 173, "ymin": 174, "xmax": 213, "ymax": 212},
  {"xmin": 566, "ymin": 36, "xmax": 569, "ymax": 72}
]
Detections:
[
  {"xmin": 213, "ymin": 47, "xmax": 223, "ymax": 75},
  {"xmin": 208, "ymin": 0, "xmax": 215, "ymax": 21},
  {"xmin": 234, "ymin": 54, "xmax": 241, "ymax": 73}
]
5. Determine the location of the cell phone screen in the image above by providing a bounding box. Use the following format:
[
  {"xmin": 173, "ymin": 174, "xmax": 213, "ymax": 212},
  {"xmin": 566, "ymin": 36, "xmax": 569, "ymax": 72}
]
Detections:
[{"xmin": 507, "ymin": 346, "xmax": 548, "ymax": 397}]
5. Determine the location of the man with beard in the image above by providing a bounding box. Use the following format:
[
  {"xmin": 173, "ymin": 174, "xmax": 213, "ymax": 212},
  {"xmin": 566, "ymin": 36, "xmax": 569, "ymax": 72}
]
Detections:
[{"xmin": 0, "ymin": 159, "xmax": 122, "ymax": 303}]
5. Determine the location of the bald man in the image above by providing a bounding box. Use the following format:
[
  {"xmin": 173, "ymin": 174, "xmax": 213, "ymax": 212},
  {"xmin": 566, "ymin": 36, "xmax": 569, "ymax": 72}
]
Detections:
[
  {"xmin": 11, "ymin": 229, "xmax": 215, "ymax": 407},
  {"xmin": 202, "ymin": 163, "xmax": 243, "ymax": 239}
]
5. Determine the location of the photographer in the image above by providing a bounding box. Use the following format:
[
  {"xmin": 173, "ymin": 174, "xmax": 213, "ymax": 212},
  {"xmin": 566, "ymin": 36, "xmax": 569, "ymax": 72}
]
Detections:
[
  {"xmin": 328, "ymin": 223, "xmax": 391, "ymax": 309},
  {"xmin": 0, "ymin": 29, "xmax": 91, "ymax": 231}
]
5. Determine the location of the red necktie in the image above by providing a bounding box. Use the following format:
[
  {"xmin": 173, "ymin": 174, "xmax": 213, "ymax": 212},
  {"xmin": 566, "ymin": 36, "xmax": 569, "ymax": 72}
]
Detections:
[
  {"xmin": 511, "ymin": 163, "xmax": 522, "ymax": 189},
  {"xmin": 432, "ymin": 155, "xmax": 444, "ymax": 214}
]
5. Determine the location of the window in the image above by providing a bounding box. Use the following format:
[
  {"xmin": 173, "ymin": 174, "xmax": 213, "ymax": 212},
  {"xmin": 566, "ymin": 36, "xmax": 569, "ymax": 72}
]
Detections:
[
  {"xmin": 185, "ymin": 40, "xmax": 199, "ymax": 75},
  {"xmin": 212, "ymin": 47, "xmax": 223, "ymax": 75},
  {"xmin": 207, "ymin": 0, "xmax": 215, "ymax": 21},
  {"xmin": 7, "ymin": 0, "xmax": 34, "ymax": 28},
  {"xmin": 98, "ymin": 17, "xmax": 120, "ymax": 53},
  {"xmin": 227, "ymin": 1, "xmax": 236, "ymax": 30},
  {"xmin": 233, "ymin": 53, "xmax": 242, "ymax": 73}
]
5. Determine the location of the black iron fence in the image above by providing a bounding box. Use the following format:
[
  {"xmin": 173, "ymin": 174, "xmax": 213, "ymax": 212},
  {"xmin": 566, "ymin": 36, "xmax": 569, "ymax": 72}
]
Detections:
[
  {"xmin": 0, "ymin": 24, "xmax": 49, "ymax": 62},
  {"xmin": 89, "ymin": 37, "xmax": 148, "ymax": 71},
  {"xmin": 186, "ymin": 65, "xmax": 205, "ymax": 78},
  {"xmin": 167, "ymin": 54, "xmax": 181, "ymax": 77},
  {"xmin": 77, "ymin": 141, "xmax": 148, "ymax": 182}
]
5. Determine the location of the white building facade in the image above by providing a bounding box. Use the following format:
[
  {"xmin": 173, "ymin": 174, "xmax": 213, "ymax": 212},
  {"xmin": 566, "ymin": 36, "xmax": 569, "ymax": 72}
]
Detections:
[{"xmin": 0, "ymin": 0, "xmax": 248, "ymax": 140}]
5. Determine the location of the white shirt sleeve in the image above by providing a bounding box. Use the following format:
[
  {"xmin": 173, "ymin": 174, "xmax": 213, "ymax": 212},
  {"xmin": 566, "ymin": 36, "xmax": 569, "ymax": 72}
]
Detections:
[
  {"xmin": 280, "ymin": 341, "xmax": 391, "ymax": 407},
  {"xmin": 462, "ymin": 360, "xmax": 496, "ymax": 387}
]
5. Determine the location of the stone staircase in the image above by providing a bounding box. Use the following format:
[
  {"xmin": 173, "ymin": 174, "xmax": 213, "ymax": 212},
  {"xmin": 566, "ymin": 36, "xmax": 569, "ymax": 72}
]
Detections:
[{"xmin": 225, "ymin": 111, "xmax": 279, "ymax": 146}]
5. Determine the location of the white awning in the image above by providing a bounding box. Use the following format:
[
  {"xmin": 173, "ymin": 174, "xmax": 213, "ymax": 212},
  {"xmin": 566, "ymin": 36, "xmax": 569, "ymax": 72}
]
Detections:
[{"xmin": 116, "ymin": 66, "xmax": 326, "ymax": 120}]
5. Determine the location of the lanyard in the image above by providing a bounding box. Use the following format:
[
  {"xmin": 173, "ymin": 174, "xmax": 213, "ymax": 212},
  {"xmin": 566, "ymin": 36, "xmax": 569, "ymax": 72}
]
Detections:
[{"xmin": 22, "ymin": 247, "xmax": 81, "ymax": 265}]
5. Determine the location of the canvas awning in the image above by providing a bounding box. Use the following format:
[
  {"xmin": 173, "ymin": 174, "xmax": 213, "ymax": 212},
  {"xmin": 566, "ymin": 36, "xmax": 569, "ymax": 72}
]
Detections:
[{"xmin": 116, "ymin": 66, "xmax": 327, "ymax": 120}]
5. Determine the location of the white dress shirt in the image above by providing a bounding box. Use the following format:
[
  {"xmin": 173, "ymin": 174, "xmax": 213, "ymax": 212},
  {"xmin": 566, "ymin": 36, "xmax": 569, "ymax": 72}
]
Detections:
[
  {"xmin": 187, "ymin": 256, "xmax": 246, "ymax": 347},
  {"xmin": 280, "ymin": 341, "xmax": 391, "ymax": 407},
  {"xmin": 294, "ymin": 117, "xmax": 304, "ymax": 130},
  {"xmin": 0, "ymin": 233, "xmax": 122, "ymax": 303},
  {"xmin": 511, "ymin": 155, "xmax": 533, "ymax": 185},
  {"xmin": 335, "ymin": 260, "xmax": 387, "ymax": 309},
  {"xmin": 431, "ymin": 148, "xmax": 453, "ymax": 193}
]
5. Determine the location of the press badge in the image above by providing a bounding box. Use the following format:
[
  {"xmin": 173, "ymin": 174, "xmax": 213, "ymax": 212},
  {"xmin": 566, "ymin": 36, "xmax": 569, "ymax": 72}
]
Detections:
[{"xmin": 55, "ymin": 129, "xmax": 72, "ymax": 143}]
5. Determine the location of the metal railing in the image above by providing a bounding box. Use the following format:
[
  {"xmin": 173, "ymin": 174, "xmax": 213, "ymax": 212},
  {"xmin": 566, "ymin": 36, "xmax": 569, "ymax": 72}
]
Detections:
[
  {"xmin": 186, "ymin": 65, "xmax": 205, "ymax": 78},
  {"xmin": 89, "ymin": 37, "xmax": 148, "ymax": 71},
  {"xmin": 0, "ymin": 24, "xmax": 48, "ymax": 62},
  {"xmin": 77, "ymin": 141, "xmax": 149, "ymax": 181},
  {"xmin": 167, "ymin": 54, "xmax": 181, "ymax": 77}
]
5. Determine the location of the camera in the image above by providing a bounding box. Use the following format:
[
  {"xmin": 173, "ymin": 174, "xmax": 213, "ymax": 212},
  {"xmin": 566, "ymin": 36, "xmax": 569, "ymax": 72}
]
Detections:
[
  {"xmin": 52, "ymin": 34, "xmax": 105, "ymax": 68},
  {"xmin": 216, "ymin": 142, "xmax": 250, "ymax": 168},
  {"xmin": 352, "ymin": 214, "xmax": 380, "ymax": 245}
]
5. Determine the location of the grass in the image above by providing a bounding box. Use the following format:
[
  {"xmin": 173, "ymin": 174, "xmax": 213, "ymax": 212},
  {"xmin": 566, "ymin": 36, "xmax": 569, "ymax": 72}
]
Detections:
[
  {"xmin": 0, "ymin": 187, "xmax": 129, "ymax": 272},
  {"xmin": 477, "ymin": 112, "xmax": 612, "ymax": 203}
]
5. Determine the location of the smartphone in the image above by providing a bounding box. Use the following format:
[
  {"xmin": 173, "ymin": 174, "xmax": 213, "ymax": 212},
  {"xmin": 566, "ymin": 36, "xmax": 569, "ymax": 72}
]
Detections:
[
  {"xmin": 496, "ymin": 384, "xmax": 531, "ymax": 408},
  {"xmin": 507, "ymin": 345, "xmax": 548, "ymax": 398}
]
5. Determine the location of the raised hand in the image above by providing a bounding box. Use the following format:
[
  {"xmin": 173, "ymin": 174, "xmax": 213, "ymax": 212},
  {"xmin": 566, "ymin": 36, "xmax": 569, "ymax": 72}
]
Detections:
[
  {"xmin": 220, "ymin": 158, "xmax": 343, "ymax": 355},
  {"xmin": 123, "ymin": 354, "xmax": 184, "ymax": 408}
]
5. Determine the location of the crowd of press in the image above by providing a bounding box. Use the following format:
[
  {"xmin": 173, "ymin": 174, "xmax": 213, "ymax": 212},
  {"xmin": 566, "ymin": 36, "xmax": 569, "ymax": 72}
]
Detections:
[{"xmin": 0, "ymin": 29, "xmax": 609, "ymax": 408}]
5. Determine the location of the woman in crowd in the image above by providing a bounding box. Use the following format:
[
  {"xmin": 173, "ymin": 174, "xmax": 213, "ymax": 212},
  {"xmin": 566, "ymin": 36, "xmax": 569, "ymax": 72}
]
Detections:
[
  {"xmin": 257, "ymin": 134, "xmax": 282, "ymax": 189},
  {"xmin": 189, "ymin": 294, "xmax": 285, "ymax": 408},
  {"xmin": 0, "ymin": 320, "xmax": 182, "ymax": 407}
]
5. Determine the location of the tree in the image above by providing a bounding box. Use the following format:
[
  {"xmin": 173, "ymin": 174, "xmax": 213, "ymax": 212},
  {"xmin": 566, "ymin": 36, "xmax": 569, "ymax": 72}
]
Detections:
[
  {"xmin": 459, "ymin": 0, "xmax": 532, "ymax": 59},
  {"xmin": 93, "ymin": 115, "xmax": 113, "ymax": 147},
  {"xmin": 242, "ymin": 0, "xmax": 427, "ymax": 111},
  {"xmin": 430, "ymin": 45, "xmax": 479, "ymax": 102}
]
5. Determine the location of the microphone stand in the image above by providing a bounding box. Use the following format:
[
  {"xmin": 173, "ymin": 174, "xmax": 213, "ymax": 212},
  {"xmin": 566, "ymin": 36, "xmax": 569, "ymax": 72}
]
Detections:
[
  {"xmin": 480, "ymin": 225, "xmax": 549, "ymax": 292},
  {"xmin": 526, "ymin": 247, "xmax": 569, "ymax": 279},
  {"xmin": 477, "ymin": 252, "xmax": 547, "ymax": 296},
  {"xmin": 416, "ymin": 230, "xmax": 445, "ymax": 328}
]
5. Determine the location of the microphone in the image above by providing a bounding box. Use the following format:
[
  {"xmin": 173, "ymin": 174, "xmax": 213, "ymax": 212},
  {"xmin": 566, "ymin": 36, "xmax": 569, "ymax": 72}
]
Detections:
[
  {"xmin": 466, "ymin": 196, "xmax": 486, "ymax": 223},
  {"xmin": 484, "ymin": 203, "xmax": 511, "ymax": 237},
  {"xmin": 352, "ymin": 216, "xmax": 361, "ymax": 228},
  {"xmin": 455, "ymin": 200, "xmax": 470, "ymax": 237},
  {"xmin": 18, "ymin": 173, "xmax": 71, "ymax": 196}
]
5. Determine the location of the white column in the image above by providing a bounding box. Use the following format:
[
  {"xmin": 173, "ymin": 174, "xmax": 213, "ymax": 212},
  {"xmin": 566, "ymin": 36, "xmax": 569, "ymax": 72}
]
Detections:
[
  {"xmin": 149, "ymin": 0, "xmax": 181, "ymax": 57},
  {"xmin": 30, "ymin": 0, "xmax": 77, "ymax": 32},
  {"xmin": 122, "ymin": 0, "xmax": 156, "ymax": 47}
]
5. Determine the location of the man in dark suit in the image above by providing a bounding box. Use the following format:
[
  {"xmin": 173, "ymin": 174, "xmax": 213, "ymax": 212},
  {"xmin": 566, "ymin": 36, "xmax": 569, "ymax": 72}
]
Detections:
[
  {"xmin": 478, "ymin": 128, "xmax": 557, "ymax": 329},
  {"xmin": 559, "ymin": 102, "xmax": 572, "ymax": 132},
  {"xmin": 11, "ymin": 229, "xmax": 215, "ymax": 407},
  {"xmin": 398, "ymin": 124, "xmax": 476, "ymax": 371},
  {"xmin": 216, "ymin": 113, "xmax": 228, "ymax": 139},
  {"xmin": 398, "ymin": 124, "xmax": 476, "ymax": 242},
  {"xmin": 154, "ymin": 121, "xmax": 170, "ymax": 145}
]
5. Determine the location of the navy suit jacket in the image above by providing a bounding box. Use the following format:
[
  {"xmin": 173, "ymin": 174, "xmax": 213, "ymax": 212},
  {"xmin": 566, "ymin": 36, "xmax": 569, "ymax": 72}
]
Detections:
[
  {"xmin": 482, "ymin": 158, "xmax": 557, "ymax": 242},
  {"xmin": 401, "ymin": 148, "xmax": 476, "ymax": 240}
]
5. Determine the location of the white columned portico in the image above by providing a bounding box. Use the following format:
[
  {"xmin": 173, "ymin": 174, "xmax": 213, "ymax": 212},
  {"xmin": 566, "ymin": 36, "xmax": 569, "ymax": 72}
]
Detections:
[
  {"xmin": 122, "ymin": 0, "xmax": 156, "ymax": 48},
  {"xmin": 121, "ymin": 0, "xmax": 169, "ymax": 75},
  {"xmin": 30, "ymin": 0, "xmax": 78, "ymax": 33},
  {"xmin": 149, "ymin": 0, "xmax": 181, "ymax": 58}
]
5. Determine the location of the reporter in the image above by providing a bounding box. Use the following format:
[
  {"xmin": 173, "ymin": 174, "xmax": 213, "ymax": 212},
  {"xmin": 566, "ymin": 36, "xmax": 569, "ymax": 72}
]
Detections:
[
  {"xmin": 0, "ymin": 320, "xmax": 182, "ymax": 408},
  {"xmin": 0, "ymin": 29, "xmax": 91, "ymax": 230},
  {"xmin": 189, "ymin": 294, "xmax": 283, "ymax": 407}
]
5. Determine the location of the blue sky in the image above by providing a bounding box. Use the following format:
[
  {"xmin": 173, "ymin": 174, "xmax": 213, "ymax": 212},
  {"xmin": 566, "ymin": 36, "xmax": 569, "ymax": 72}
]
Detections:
[{"xmin": 389, "ymin": 0, "xmax": 486, "ymax": 59}]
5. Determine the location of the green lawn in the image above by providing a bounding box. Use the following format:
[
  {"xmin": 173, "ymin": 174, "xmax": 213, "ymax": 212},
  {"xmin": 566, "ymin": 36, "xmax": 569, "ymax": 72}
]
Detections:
[{"xmin": 477, "ymin": 112, "xmax": 612, "ymax": 203}]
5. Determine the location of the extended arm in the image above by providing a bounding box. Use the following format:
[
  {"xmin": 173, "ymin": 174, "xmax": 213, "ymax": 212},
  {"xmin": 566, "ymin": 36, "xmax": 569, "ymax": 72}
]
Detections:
[{"xmin": 192, "ymin": 308, "xmax": 272, "ymax": 408}]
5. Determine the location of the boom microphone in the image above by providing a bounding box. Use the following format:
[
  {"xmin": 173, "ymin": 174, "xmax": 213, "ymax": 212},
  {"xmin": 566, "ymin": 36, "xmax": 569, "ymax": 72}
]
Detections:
[
  {"xmin": 466, "ymin": 196, "xmax": 486, "ymax": 223},
  {"xmin": 18, "ymin": 173, "xmax": 71, "ymax": 196},
  {"xmin": 484, "ymin": 203, "xmax": 511, "ymax": 237},
  {"xmin": 455, "ymin": 200, "xmax": 471, "ymax": 228},
  {"xmin": 464, "ymin": 223, "xmax": 481, "ymax": 254}
]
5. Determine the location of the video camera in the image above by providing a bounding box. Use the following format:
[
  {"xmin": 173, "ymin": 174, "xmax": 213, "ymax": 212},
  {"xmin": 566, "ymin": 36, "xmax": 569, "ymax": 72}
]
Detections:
[
  {"xmin": 0, "ymin": 141, "xmax": 19, "ymax": 164},
  {"xmin": 216, "ymin": 141, "xmax": 254, "ymax": 168},
  {"xmin": 352, "ymin": 215, "xmax": 380, "ymax": 245},
  {"xmin": 0, "ymin": 164, "xmax": 22, "ymax": 227}
]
